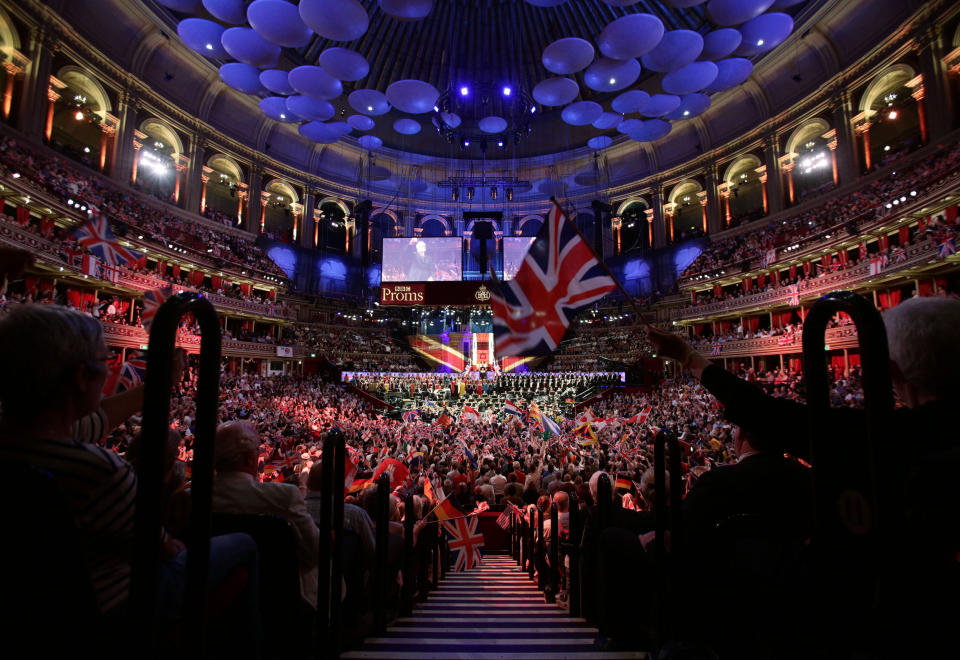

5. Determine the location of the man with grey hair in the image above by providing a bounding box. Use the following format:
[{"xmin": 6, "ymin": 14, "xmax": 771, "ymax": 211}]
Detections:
[
  {"xmin": 213, "ymin": 420, "xmax": 319, "ymax": 607},
  {"xmin": 646, "ymin": 296, "xmax": 960, "ymax": 655}
]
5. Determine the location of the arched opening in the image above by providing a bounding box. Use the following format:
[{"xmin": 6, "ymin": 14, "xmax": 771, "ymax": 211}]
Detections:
[
  {"xmin": 50, "ymin": 66, "xmax": 111, "ymax": 168},
  {"xmin": 420, "ymin": 218, "xmax": 446, "ymax": 237},
  {"xmin": 859, "ymin": 65, "xmax": 922, "ymax": 170},
  {"xmin": 517, "ymin": 215, "xmax": 542, "ymax": 237},
  {"xmin": 619, "ymin": 200, "xmax": 650, "ymax": 252},
  {"xmin": 203, "ymin": 154, "xmax": 244, "ymax": 222},
  {"xmin": 135, "ymin": 118, "xmax": 183, "ymax": 203},
  {"xmin": 723, "ymin": 155, "xmax": 764, "ymax": 224},
  {"xmin": 317, "ymin": 200, "xmax": 347, "ymax": 253},
  {"xmin": 368, "ymin": 211, "xmax": 395, "ymax": 264},
  {"xmin": 785, "ymin": 119, "xmax": 835, "ymax": 201},
  {"xmin": 668, "ymin": 180, "xmax": 704, "ymax": 242},
  {"xmin": 263, "ymin": 179, "xmax": 298, "ymax": 241}
]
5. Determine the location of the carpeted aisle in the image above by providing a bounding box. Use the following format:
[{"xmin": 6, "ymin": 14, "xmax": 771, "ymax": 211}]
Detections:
[{"xmin": 341, "ymin": 554, "xmax": 647, "ymax": 659}]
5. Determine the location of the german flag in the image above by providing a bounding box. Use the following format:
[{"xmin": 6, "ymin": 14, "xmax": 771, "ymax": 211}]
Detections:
[
  {"xmin": 614, "ymin": 476, "xmax": 632, "ymax": 491},
  {"xmin": 423, "ymin": 476, "xmax": 438, "ymax": 504},
  {"xmin": 433, "ymin": 494, "xmax": 463, "ymax": 522},
  {"xmin": 564, "ymin": 397, "xmax": 576, "ymax": 404},
  {"xmin": 347, "ymin": 477, "xmax": 374, "ymax": 494}
]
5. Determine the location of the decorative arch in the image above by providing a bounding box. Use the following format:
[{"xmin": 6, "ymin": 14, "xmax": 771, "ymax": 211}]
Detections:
[
  {"xmin": 139, "ymin": 117, "xmax": 184, "ymax": 156},
  {"xmin": 723, "ymin": 154, "xmax": 763, "ymax": 185},
  {"xmin": 785, "ymin": 118, "xmax": 832, "ymax": 156},
  {"xmin": 667, "ymin": 179, "xmax": 703, "ymax": 204},
  {"xmin": 954, "ymin": 22, "xmax": 960, "ymax": 47},
  {"xmin": 56, "ymin": 65, "xmax": 112, "ymax": 118},
  {"xmin": 319, "ymin": 196, "xmax": 349, "ymax": 216},
  {"xmin": 517, "ymin": 214, "xmax": 543, "ymax": 234},
  {"xmin": 370, "ymin": 207, "xmax": 401, "ymax": 235},
  {"xmin": 419, "ymin": 214, "xmax": 451, "ymax": 232},
  {"xmin": 0, "ymin": 6, "xmax": 20, "ymax": 49},
  {"xmin": 206, "ymin": 153, "xmax": 244, "ymax": 182},
  {"xmin": 265, "ymin": 179, "xmax": 299, "ymax": 204},
  {"xmin": 859, "ymin": 64, "xmax": 915, "ymax": 115},
  {"xmin": 465, "ymin": 216, "xmax": 500, "ymax": 234},
  {"xmin": 616, "ymin": 198, "xmax": 648, "ymax": 216}
]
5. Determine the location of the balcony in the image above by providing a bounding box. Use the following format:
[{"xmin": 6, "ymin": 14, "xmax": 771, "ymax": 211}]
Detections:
[
  {"xmin": 693, "ymin": 325, "xmax": 861, "ymax": 359},
  {"xmin": 101, "ymin": 322, "xmax": 305, "ymax": 358},
  {"xmin": 0, "ymin": 217, "xmax": 295, "ymax": 321},
  {"xmin": 673, "ymin": 238, "xmax": 945, "ymax": 321}
]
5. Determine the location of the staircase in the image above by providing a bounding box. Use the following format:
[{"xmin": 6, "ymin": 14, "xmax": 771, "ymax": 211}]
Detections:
[{"xmin": 342, "ymin": 553, "xmax": 646, "ymax": 659}]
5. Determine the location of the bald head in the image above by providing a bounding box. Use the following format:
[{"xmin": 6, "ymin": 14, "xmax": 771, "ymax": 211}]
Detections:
[
  {"xmin": 215, "ymin": 420, "xmax": 260, "ymax": 474},
  {"xmin": 553, "ymin": 490, "xmax": 569, "ymax": 513}
]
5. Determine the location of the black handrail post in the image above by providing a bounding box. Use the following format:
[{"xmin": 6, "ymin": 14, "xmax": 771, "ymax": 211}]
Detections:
[
  {"xmin": 400, "ymin": 494, "xmax": 416, "ymax": 617},
  {"xmin": 527, "ymin": 512, "xmax": 535, "ymax": 580},
  {"xmin": 373, "ymin": 474, "xmax": 390, "ymax": 633},
  {"xmin": 330, "ymin": 432, "xmax": 346, "ymax": 657},
  {"xmin": 440, "ymin": 531, "xmax": 448, "ymax": 579},
  {"xmin": 132, "ymin": 292, "xmax": 220, "ymax": 656},
  {"xmin": 597, "ymin": 473, "xmax": 612, "ymax": 532},
  {"xmin": 511, "ymin": 509, "xmax": 519, "ymax": 563},
  {"xmin": 314, "ymin": 433, "xmax": 336, "ymax": 655},
  {"xmin": 536, "ymin": 508, "xmax": 546, "ymax": 591},
  {"xmin": 568, "ymin": 492, "xmax": 581, "ymax": 618},
  {"xmin": 653, "ymin": 429, "xmax": 671, "ymax": 643},
  {"xmin": 546, "ymin": 502, "xmax": 559, "ymax": 603},
  {"xmin": 432, "ymin": 521, "xmax": 440, "ymax": 589}
]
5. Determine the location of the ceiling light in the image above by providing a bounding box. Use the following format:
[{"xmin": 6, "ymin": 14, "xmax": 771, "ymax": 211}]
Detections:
[
  {"xmin": 463, "ymin": 139, "xmax": 470, "ymax": 147},
  {"xmin": 367, "ymin": 105, "xmax": 373, "ymax": 112},
  {"xmin": 756, "ymin": 39, "xmax": 765, "ymax": 46},
  {"xmin": 888, "ymin": 110, "xmax": 897, "ymax": 120},
  {"xmin": 608, "ymin": 78, "xmax": 616, "ymax": 85},
  {"xmin": 497, "ymin": 141, "xmax": 503, "ymax": 147},
  {"xmin": 205, "ymin": 43, "xmax": 213, "ymax": 50},
  {"xmin": 502, "ymin": 86, "xmax": 512, "ymax": 97},
  {"xmin": 280, "ymin": 113, "xmax": 286, "ymax": 119},
  {"xmin": 460, "ymin": 86, "xmax": 469, "ymax": 96},
  {"xmin": 433, "ymin": 105, "xmax": 439, "ymax": 112},
  {"xmin": 683, "ymin": 110, "xmax": 690, "ymax": 116},
  {"xmin": 74, "ymin": 110, "xmax": 84, "ymax": 120},
  {"xmin": 530, "ymin": 106, "xmax": 536, "ymax": 114}
]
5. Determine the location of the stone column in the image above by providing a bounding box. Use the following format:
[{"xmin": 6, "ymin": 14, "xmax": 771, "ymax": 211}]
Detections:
[
  {"xmin": 705, "ymin": 166, "xmax": 722, "ymax": 234},
  {"xmin": 184, "ymin": 134, "xmax": 205, "ymax": 214},
  {"xmin": 300, "ymin": 190, "xmax": 316, "ymax": 249},
  {"xmin": 245, "ymin": 165, "xmax": 263, "ymax": 233},
  {"xmin": 762, "ymin": 138, "xmax": 784, "ymax": 214},
  {"xmin": 17, "ymin": 26, "xmax": 56, "ymax": 139},
  {"xmin": 651, "ymin": 187, "xmax": 666, "ymax": 248},
  {"xmin": 914, "ymin": 25, "xmax": 951, "ymax": 141},
  {"xmin": 111, "ymin": 91, "xmax": 139, "ymax": 183}
]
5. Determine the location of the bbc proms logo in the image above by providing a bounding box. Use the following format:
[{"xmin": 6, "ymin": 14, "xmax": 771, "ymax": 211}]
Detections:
[{"xmin": 474, "ymin": 285, "xmax": 491, "ymax": 302}]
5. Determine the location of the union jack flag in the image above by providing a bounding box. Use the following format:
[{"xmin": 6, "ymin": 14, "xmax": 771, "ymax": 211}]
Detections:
[
  {"xmin": 402, "ymin": 409, "xmax": 419, "ymax": 423},
  {"xmin": 491, "ymin": 201, "xmax": 616, "ymax": 356},
  {"xmin": 778, "ymin": 334, "xmax": 795, "ymax": 346},
  {"xmin": 939, "ymin": 236, "xmax": 956, "ymax": 259},
  {"xmin": 102, "ymin": 350, "xmax": 148, "ymax": 396},
  {"xmin": 142, "ymin": 286, "xmax": 175, "ymax": 330},
  {"xmin": 711, "ymin": 342, "xmax": 722, "ymax": 357},
  {"xmin": 72, "ymin": 214, "xmax": 142, "ymax": 268},
  {"xmin": 442, "ymin": 514, "xmax": 484, "ymax": 572},
  {"xmin": 787, "ymin": 283, "xmax": 800, "ymax": 306}
]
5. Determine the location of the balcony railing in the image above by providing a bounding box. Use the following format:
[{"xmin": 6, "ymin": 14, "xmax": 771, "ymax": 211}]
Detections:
[
  {"xmin": 673, "ymin": 238, "xmax": 943, "ymax": 321},
  {"xmin": 692, "ymin": 325, "xmax": 861, "ymax": 358},
  {"xmin": 101, "ymin": 322, "xmax": 305, "ymax": 357},
  {"xmin": 0, "ymin": 217, "xmax": 295, "ymax": 320}
]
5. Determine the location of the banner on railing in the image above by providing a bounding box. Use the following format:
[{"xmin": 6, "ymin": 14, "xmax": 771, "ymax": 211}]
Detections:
[{"xmin": 276, "ymin": 346, "xmax": 293, "ymax": 357}]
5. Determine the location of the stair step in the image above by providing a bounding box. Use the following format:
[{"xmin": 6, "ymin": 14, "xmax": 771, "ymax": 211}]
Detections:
[{"xmin": 342, "ymin": 653, "xmax": 647, "ymax": 659}]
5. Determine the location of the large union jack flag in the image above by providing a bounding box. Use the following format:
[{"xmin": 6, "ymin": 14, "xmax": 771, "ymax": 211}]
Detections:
[
  {"xmin": 73, "ymin": 214, "xmax": 142, "ymax": 268},
  {"xmin": 102, "ymin": 351, "xmax": 148, "ymax": 396},
  {"xmin": 491, "ymin": 202, "xmax": 616, "ymax": 356},
  {"xmin": 442, "ymin": 514, "xmax": 484, "ymax": 572}
]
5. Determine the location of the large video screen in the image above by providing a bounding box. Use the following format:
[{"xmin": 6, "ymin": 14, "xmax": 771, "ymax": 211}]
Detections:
[
  {"xmin": 503, "ymin": 237, "xmax": 536, "ymax": 280},
  {"xmin": 383, "ymin": 237, "xmax": 463, "ymax": 282}
]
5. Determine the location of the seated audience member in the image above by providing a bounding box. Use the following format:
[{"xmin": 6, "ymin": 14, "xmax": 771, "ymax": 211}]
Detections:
[
  {"xmin": 213, "ymin": 420, "xmax": 319, "ymax": 607},
  {"xmin": 304, "ymin": 460, "xmax": 376, "ymax": 572},
  {"xmin": 646, "ymin": 296, "xmax": 960, "ymax": 655},
  {"xmin": 0, "ymin": 305, "xmax": 260, "ymax": 656}
]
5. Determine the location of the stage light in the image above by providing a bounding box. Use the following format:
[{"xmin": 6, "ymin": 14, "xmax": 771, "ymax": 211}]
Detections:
[
  {"xmin": 497, "ymin": 141, "xmax": 503, "ymax": 148},
  {"xmin": 756, "ymin": 39, "xmax": 764, "ymax": 46},
  {"xmin": 502, "ymin": 86, "xmax": 511, "ymax": 97},
  {"xmin": 888, "ymin": 110, "xmax": 897, "ymax": 120},
  {"xmin": 433, "ymin": 105, "xmax": 439, "ymax": 112},
  {"xmin": 530, "ymin": 106, "xmax": 536, "ymax": 114},
  {"xmin": 205, "ymin": 43, "xmax": 213, "ymax": 50},
  {"xmin": 460, "ymin": 86, "xmax": 469, "ymax": 96},
  {"xmin": 463, "ymin": 139, "xmax": 470, "ymax": 147},
  {"xmin": 608, "ymin": 78, "xmax": 616, "ymax": 85},
  {"xmin": 74, "ymin": 110, "xmax": 84, "ymax": 120}
]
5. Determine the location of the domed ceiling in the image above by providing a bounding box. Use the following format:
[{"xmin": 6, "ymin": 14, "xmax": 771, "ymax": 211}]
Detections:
[{"xmin": 155, "ymin": 0, "xmax": 817, "ymax": 159}]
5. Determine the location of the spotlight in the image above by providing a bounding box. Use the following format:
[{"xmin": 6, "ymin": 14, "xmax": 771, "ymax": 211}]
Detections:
[
  {"xmin": 74, "ymin": 110, "xmax": 84, "ymax": 121},
  {"xmin": 463, "ymin": 139, "xmax": 470, "ymax": 147},
  {"xmin": 683, "ymin": 110, "xmax": 690, "ymax": 117},
  {"xmin": 497, "ymin": 141, "xmax": 503, "ymax": 148},
  {"xmin": 608, "ymin": 78, "xmax": 616, "ymax": 85},
  {"xmin": 756, "ymin": 39, "xmax": 764, "ymax": 46},
  {"xmin": 460, "ymin": 86, "xmax": 469, "ymax": 97},
  {"xmin": 280, "ymin": 113, "xmax": 286, "ymax": 119},
  {"xmin": 205, "ymin": 43, "xmax": 213, "ymax": 50},
  {"xmin": 367, "ymin": 105, "xmax": 374, "ymax": 112},
  {"xmin": 530, "ymin": 106, "xmax": 536, "ymax": 114},
  {"xmin": 433, "ymin": 105, "xmax": 439, "ymax": 112},
  {"xmin": 502, "ymin": 86, "xmax": 512, "ymax": 97},
  {"xmin": 888, "ymin": 110, "xmax": 897, "ymax": 120}
]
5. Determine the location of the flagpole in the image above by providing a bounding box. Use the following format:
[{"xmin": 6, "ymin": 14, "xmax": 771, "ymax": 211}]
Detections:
[{"xmin": 550, "ymin": 196, "xmax": 654, "ymax": 328}]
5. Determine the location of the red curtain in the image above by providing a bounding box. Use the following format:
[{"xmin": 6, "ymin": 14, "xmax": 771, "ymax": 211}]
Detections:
[
  {"xmin": 772, "ymin": 270, "xmax": 780, "ymax": 285},
  {"xmin": 211, "ymin": 276, "xmax": 222, "ymax": 290},
  {"xmin": 171, "ymin": 264, "xmax": 180, "ymax": 279},
  {"xmin": 803, "ymin": 261, "xmax": 811, "ymax": 277},
  {"xmin": 878, "ymin": 235, "xmax": 889, "ymax": 251},
  {"xmin": 190, "ymin": 270, "xmax": 204, "ymax": 286},
  {"xmin": 720, "ymin": 320, "xmax": 731, "ymax": 333},
  {"xmin": 878, "ymin": 292, "xmax": 890, "ymax": 309},
  {"xmin": 713, "ymin": 284, "xmax": 722, "ymax": 297},
  {"xmin": 838, "ymin": 250, "xmax": 847, "ymax": 266},
  {"xmin": 918, "ymin": 280, "xmax": 933, "ymax": 296},
  {"xmin": 918, "ymin": 217, "xmax": 927, "ymax": 233},
  {"xmin": 888, "ymin": 289, "xmax": 902, "ymax": 307},
  {"xmin": 240, "ymin": 283, "xmax": 251, "ymax": 296},
  {"xmin": 691, "ymin": 291, "xmax": 697, "ymax": 304},
  {"xmin": 758, "ymin": 273, "xmax": 766, "ymax": 288},
  {"xmin": 848, "ymin": 353, "xmax": 861, "ymax": 368},
  {"xmin": 269, "ymin": 289, "xmax": 276, "ymax": 301},
  {"xmin": 746, "ymin": 317, "xmax": 759, "ymax": 332},
  {"xmin": 157, "ymin": 260, "xmax": 166, "ymax": 276},
  {"xmin": 899, "ymin": 226, "xmax": 910, "ymax": 245},
  {"xmin": 946, "ymin": 205, "xmax": 958, "ymax": 223},
  {"xmin": 789, "ymin": 264, "xmax": 797, "ymax": 279},
  {"xmin": 743, "ymin": 278, "xmax": 752, "ymax": 292},
  {"xmin": 789, "ymin": 358, "xmax": 802, "ymax": 373},
  {"xmin": 936, "ymin": 278, "xmax": 947, "ymax": 292},
  {"xmin": 66, "ymin": 288, "xmax": 81, "ymax": 307},
  {"xmin": 24, "ymin": 276, "xmax": 37, "ymax": 295},
  {"xmin": 15, "ymin": 206, "xmax": 29, "ymax": 226},
  {"xmin": 37, "ymin": 279, "xmax": 54, "ymax": 293},
  {"xmin": 830, "ymin": 355, "xmax": 846, "ymax": 377}
]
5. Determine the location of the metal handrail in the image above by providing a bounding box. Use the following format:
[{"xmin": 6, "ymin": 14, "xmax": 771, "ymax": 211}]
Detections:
[{"xmin": 131, "ymin": 292, "xmax": 221, "ymax": 655}]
